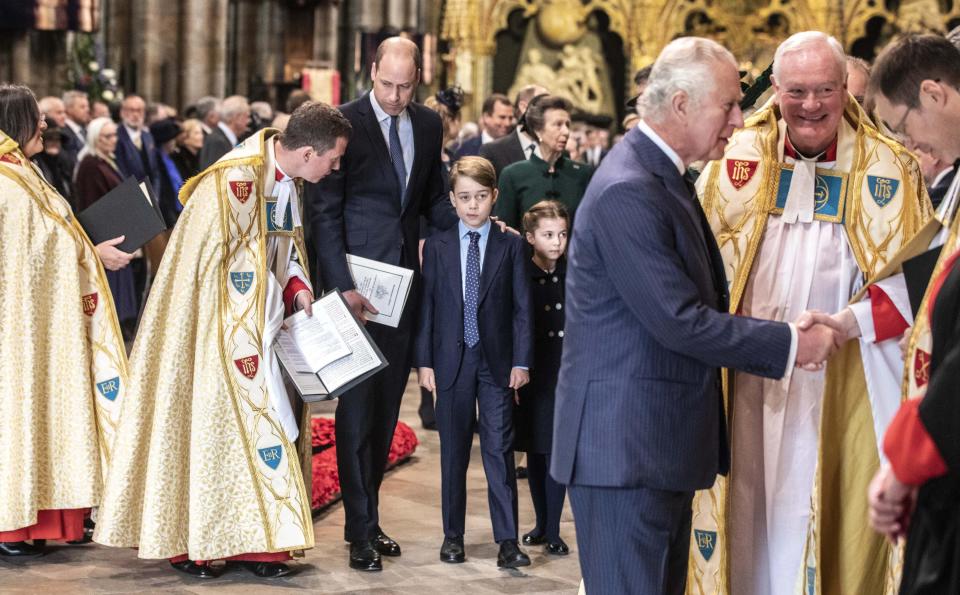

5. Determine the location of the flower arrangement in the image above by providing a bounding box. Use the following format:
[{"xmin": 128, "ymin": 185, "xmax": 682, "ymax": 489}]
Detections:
[
  {"xmin": 68, "ymin": 32, "xmax": 122, "ymax": 102},
  {"xmin": 310, "ymin": 417, "xmax": 419, "ymax": 511}
]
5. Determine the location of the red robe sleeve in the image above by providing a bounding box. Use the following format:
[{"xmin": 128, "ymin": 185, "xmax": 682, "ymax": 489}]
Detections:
[
  {"xmin": 282, "ymin": 276, "xmax": 310, "ymax": 316},
  {"xmin": 883, "ymin": 398, "xmax": 949, "ymax": 486},
  {"xmin": 867, "ymin": 284, "xmax": 910, "ymax": 343}
]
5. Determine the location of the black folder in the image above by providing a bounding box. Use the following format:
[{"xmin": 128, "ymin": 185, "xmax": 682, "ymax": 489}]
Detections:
[
  {"xmin": 902, "ymin": 246, "xmax": 943, "ymax": 317},
  {"xmin": 76, "ymin": 176, "xmax": 167, "ymax": 253}
]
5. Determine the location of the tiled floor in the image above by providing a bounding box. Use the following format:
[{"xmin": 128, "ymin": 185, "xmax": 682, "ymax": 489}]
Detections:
[{"xmin": 0, "ymin": 374, "xmax": 581, "ymax": 594}]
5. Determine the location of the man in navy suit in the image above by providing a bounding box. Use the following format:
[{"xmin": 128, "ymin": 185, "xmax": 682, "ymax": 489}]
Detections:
[
  {"xmin": 306, "ymin": 37, "xmax": 459, "ymax": 572},
  {"xmin": 479, "ymin": 85, "xmax": 546, "ymax": 177},
  {"xmin": 455, "ymin": 93, "xmax": 514, "ymax": 160},
  {"xmin": 551, "ymin": 37, "xmax": 843, "ymax": 595},
  {"xmin": 114, "ymin": 94, "xmax": 159, "ymax": 192},
  {"xmin": 415, "ymin": 156, "xmax": 533, "ymax": 568}
]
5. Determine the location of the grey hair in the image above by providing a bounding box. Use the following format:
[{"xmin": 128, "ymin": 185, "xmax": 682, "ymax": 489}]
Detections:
[
  {"xmin": 640, "ymin": 37, "xmax": 737, "ymax": 123},
  {"xmin": 772, "ymin": 31, "xmax": 846, "ymax": 81},
  {"xmin": 221, "ymin": 95, "xmax": 249, "ymax": 123},
  {"xmin": 195, "ymin": 95, "xmax": 220, "ymax": 120},
  {"xmin": 61, "ymin": 90, "xmax": 88, "ymax": 109},
  {"xmin": 948, "ymin": 25, "xmax": 960, "ymax": 50}
]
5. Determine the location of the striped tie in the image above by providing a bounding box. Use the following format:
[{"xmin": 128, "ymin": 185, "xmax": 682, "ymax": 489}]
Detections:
[{"xmin": 389, "ymin": 115, "xmax": 407, "ymax": 204}]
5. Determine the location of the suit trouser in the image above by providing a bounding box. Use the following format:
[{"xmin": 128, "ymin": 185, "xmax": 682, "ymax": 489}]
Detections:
[
  {"xmin": 526, "ymin": 453, "xmax": 566, "ymax": 541},
  {"xmin": 437, "ymin": 344, "xmax": 518, "ymax": 542},
  {"xmin": 335, "ymin": 308, "xmax": 413, "ymax": 543},
  {"xmin": 568, "ymin": 484, "xmax": 693, "ymax": 595}
]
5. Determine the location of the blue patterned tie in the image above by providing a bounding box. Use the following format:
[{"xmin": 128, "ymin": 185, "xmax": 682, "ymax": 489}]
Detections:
[
  {"xmin": 463, "ymin": 231, "xmax": 481, "ymax": 348},
  {"xmin": 389, "ymin": 115, "xmax": 407, "ymax": 204}
]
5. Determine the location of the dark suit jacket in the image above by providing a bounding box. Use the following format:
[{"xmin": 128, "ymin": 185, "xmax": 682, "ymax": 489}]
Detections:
[
  {"xmin": 114, "ymin": 125, "xmax": 159, "ymax": 191},
  {"xmin": 479, "ymin": 129, "xmax": 526, "ymax": 178},
  {"xmin": 59, "ymin": 123, "xmax": 85, "ymax": 173},
  {"xmin": 454, "ymin": 135, "xmax": 482, "ymax": 160},
  {"xmin": 551, "ymin": 128, "xmax": 792, "ymax": 492},
  {"xmin": 414, "ymin": 223, "xmax": 533, "ymax": 390},
  {"xmin": 928, "ymin": 165, "xmax": 956, "ymax": 210},
  {"xmin": 199, "ymin": 126, "xmax": 234, "ymax": 170},
  {"xmin": 306, "ymin": 93, "xmax": 458, "ymax": 298}
]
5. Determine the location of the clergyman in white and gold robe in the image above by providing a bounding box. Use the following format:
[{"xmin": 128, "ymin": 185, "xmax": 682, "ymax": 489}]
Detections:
[{"xmin": 94, "ymin": 111, "xmax": 351, "ymax": 571}]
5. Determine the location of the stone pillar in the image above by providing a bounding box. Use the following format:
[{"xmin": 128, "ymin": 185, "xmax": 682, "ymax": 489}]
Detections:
[{"xmin": 180, "ymin": 0, "xmax": 229, "ymax": 105}]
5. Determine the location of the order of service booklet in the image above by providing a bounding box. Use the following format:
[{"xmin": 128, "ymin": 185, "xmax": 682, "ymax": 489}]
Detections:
[{"xmin": 275, "ymin": 289, "xmax": 388, "ymax": 401}]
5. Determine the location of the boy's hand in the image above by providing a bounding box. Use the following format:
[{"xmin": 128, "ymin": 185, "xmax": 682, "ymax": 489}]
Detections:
[
  {"xmin": 418, "ymin": 367, "xmax": 436, "ymax": 393},
  {"xmin": 509, "ymin": 367, "xmax": 529, "ymax": 390}
]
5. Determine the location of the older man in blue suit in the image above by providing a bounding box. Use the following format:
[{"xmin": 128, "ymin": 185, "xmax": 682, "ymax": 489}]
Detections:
[{"xmin": 552, "ymin": 37, "xmax": 843, "ymax": 595}]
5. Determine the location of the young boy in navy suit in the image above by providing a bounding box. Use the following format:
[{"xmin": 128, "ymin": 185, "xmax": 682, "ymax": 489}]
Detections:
[{"xmin": 415, "ymin": 156, "xmax": 534, "ymax": 568}]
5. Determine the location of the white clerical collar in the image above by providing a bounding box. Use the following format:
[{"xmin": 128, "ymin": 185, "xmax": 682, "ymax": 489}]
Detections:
[
  {"xmin": 481, "ymin": 130, "xmax": 494, "ymax": 145},
  {"xmin": 201, "ymin": 123, "xmax": 212, "ymax": 134},
  {"xmin": 218, "ymin": 121, "xmax": 238, "ymax": 146},
  {"xmin": 638, "ymin": 120, "xmax": 685, "ymax": 175},
  {"xmin": 369, "ymin": 91, "xmax": 408, "ymax": 124}
]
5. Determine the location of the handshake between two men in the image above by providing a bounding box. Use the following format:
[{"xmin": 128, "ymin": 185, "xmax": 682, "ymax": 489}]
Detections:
[{"xmin": 793, "ymin": 307, "xmax": 864, "ymax": 370}]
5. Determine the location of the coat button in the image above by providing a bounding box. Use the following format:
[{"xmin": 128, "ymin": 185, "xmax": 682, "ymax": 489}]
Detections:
[
  {"xmin": 552, "ymin": 276, "xmax": 559, "ymax": 283},
  {"xmin": 556, "ymin": 303, "xmax": 562, "ymax": 310},
  {"xmin": 548, "ymin": 331, "xmax": 555, "ymax": 337},
  {"xmin": 558, "ymin": 330, "xmax": 564, "ymax": 337},
  {"xmin": 539, "ymin": 279, "xmax": 546, "ymax": 285},
  {"xmin": 545, "ymin": 305, "xmax": 551, "ymax": 311}
]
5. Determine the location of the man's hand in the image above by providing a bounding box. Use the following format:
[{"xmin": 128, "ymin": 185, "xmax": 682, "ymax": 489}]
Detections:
[
  {"xmin": 868, "ymin": 465, "xmax": 917, "ymax": 544},
  {"xmin": 342, "ymin": 289, "xmax": 379, "ymax": 324},
  {"xmin": 509, "ymin": 367, "xmax": 530, "ymax": 390},
  {"xmin": 829, "ymin": 307, "xmax": 861, "ymax": 341},
  {"xmin": 898, "ymin": 331, "xmax": 911, "ymax": 360},
  {"xmin": 489, "ymin": 216, "xmax": 520, "ymax": 236},
  {"xmin": 795, "ymin": 311, "xmax": 843, "ymax": 369},
  {"xmin": 294, "ymin": 290, "xmax": 314, "ymax": 316},
  {"xmin": 95, "ymin": 236, "xmax": 133, "ymax": 271},
  {"xmin": 418, "ymin": 367, "xmax": 436, "ymax": 393}
]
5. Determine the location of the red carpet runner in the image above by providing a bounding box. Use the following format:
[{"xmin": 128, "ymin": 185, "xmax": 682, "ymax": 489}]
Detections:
[{"xmin": 310, "ymin": 417, "xmax": 419, "ymax": 511}]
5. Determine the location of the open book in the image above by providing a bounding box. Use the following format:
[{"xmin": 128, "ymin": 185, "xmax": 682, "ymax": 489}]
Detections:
[{"xmin": 275, "ymin": 290, "xmax": 388, "ymax": 402}]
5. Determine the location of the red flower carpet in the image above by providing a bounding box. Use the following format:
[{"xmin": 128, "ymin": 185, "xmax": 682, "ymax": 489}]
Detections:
[{"xmin": 310, "ymin": 417, "xmax": 420, "ymax": 511}]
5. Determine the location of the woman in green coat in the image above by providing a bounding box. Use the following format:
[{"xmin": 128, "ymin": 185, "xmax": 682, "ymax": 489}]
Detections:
[{"xmin": 495, "ymin": 95, "xmax": 594, "ymax": 229}]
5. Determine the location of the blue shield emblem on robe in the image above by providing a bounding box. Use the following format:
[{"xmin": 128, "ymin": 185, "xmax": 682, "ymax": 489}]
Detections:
[
  {"xmin": 775, "ymin": 167, "xmax": 846, "ymax": 222},
  {"xmin": 230, "ymin": 271, "xmax": 254, "ymax": 295},
  {"xmin": 96, "ymin": 377, "xmax": 120, "ymax": 401},
  {"xmin": 806, "ymin": 565, "xmax": 816, "ymax": 595},
  {"xmin": 258, "ymin": 445, "xmax": 283, "ymax": 470},
  {"xmin": 266, "ymin": 202, "xmax": 294, "ymax": 232},
  {"xmin": 694, "ymin": 529, "xmax": 717, "ymax": 561},
  {"xmin": 867, "ymin": 175, "xmax": 899, "ymax": 207}
]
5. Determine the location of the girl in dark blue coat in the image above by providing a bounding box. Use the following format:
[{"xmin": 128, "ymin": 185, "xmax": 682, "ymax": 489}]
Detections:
[{"xmin": 514, "ymin": 200, "xmax": 570, "ymax": 555}]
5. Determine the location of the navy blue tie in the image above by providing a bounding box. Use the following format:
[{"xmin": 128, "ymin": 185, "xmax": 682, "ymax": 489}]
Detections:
[
  {"xmin": 464, "ymin": 231, "xmax": 481, "ymax": 348},
  {"xmin": 389, "ymin": 115, "xmax": 407, "ymax": 204}
]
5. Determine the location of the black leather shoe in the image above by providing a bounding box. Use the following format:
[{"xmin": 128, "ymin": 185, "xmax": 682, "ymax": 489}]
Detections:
[
  {"xmin": 374, "ymin": 529, "xmax": 401, "ymax": 556},
  {"xmin": 170, "ymin": 560, "xmax": 222, "ymax": 579},
  {"xmin": 0, "ymin": 541, "xmax": 44, "ymax": 557},
  {"xmin": 440, "ymin": 536, "xmax": 465, "ymax": 563},
  {"xmin": 228, "ymin": 560, "xmax": 293, "ymax": 578},
  {"xmin": 67, "ymin": 518, "xmax": 95, "ymax": 544},
  {"xmin": 521, "ymin": 531, "xmax": 546, "ymax": 546},
  {"xmin": 516, "ymin": 466, "xmax": 528, "ymax": 479},
  {"xmin": 497, "ymin": 540, "xmax": 531, "ymax": 569},
  {"xmin": 545, "ymin": 538, "xmax": 570, "ymax": 555},
  {"xmin": 349, "ymin": 540, "xmax": 382, "ymax": 571}
]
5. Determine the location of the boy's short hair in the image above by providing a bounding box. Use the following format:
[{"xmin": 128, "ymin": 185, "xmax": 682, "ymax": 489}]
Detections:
[
  {"xmin": 523, "ymin": 200, "xmax": 570, "ymax": 234},
  {"xmin": 449, "ymin": 156, "xmax": 497, "ymax": 191}
]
